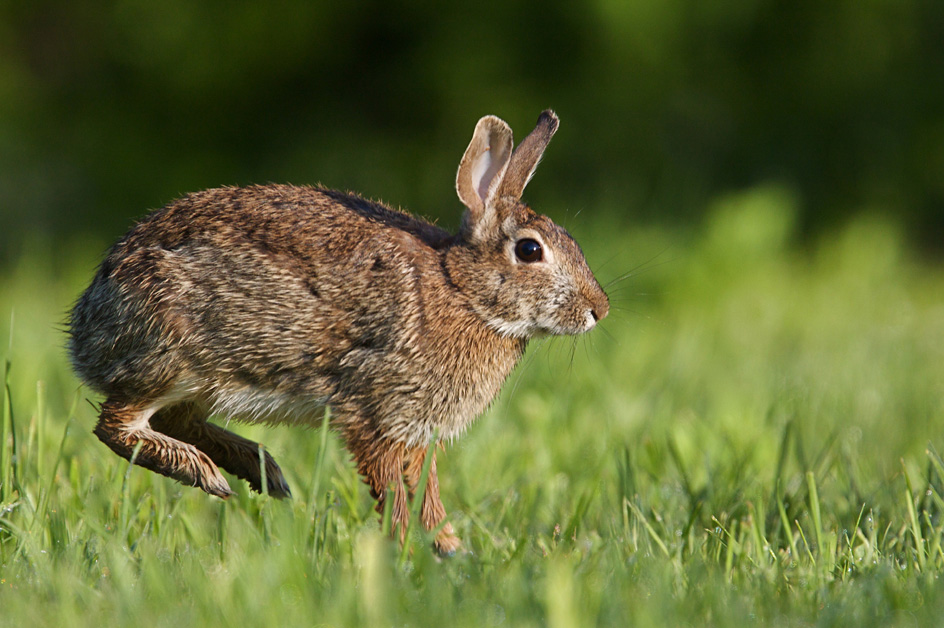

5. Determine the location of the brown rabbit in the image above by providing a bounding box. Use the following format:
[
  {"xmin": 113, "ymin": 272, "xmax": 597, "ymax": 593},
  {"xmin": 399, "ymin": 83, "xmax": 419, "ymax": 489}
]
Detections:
[{"xmin": 68, "ymin": 110, "xmax": 608, "ymax": 554}]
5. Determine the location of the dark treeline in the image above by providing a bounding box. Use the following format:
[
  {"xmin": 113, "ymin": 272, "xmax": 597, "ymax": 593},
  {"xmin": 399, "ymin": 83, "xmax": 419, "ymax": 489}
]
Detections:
[{"xmin": 2, "ymin": 1, "xmax": 942, "ymax": 259}]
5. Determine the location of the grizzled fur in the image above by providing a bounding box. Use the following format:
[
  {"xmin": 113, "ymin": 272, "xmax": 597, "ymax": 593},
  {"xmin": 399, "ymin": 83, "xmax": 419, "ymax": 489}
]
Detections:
[{"xmin": 68, "ymin": 110, "xmax": 609, "ymax": 554}]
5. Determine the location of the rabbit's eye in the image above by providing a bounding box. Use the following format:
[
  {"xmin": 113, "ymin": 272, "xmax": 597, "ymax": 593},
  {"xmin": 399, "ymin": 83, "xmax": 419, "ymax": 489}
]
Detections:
[{"xmin": 514, "ymin": 238, "xmax": 543, "ymax": 263}]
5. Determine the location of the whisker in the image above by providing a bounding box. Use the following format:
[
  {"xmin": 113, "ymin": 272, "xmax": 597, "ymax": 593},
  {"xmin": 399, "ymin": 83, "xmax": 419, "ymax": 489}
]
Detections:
[
  {"xmin": 604, "ymin": 291, "xmax": 658, "ymax": 304},
  {"xmin": 594, "ymin": 251, "xmax": 620, "ymax": 271},
  {"xmin": 597, "ymin": 324, "xmax": 619, "ymax": 347},
  {"xmin": 606, "ymin": 283, "xmax": 663, "ymax": 295},
  {"xmin": 603, "ymin": 248, "xmax": 675, "ymax": 290},
  {"xmin": 582, "ymin": 334, "xmax": 593, "ymax": 364},
  {"xmin": 504, "ymin": 336, "xmax": 549, "ymax": 406},
  {"xmin": 606, "ymin": 308, "xmax": 642, "ymax": 319}
]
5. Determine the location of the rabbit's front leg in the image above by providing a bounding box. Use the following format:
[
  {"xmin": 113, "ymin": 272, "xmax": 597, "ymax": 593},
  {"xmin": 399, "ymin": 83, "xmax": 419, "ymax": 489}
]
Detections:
[
  {"xmin": 94, "ymin": 399, "xmax": 234, "ymax": 497},
  {"xmin": 350, "ymin": 436, "xmax": 411, "ymax": 541},
  {"xmin": 404, "ymin": 446, "xmax": 463, "ymax": 556}
]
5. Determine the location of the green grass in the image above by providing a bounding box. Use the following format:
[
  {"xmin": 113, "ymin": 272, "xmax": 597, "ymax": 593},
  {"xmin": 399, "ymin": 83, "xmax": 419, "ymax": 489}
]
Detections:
[{"xmin": 2, "ymin": 188, "xmax": 944, "ymax": 626}]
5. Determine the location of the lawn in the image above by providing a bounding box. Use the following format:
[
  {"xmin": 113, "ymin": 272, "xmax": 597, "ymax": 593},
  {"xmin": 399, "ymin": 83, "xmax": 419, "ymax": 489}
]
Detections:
[{"xmin": 2, "ymin": 186, "xmax": 943, "ymax": 626}]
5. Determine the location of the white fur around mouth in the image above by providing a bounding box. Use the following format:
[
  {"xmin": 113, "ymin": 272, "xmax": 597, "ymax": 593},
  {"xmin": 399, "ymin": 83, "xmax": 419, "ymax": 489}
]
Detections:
[
  {"xmin": 487, "ymin": 318, "xmax": 534, "ymax": 338},
  {"xmin": 486, "ymin": 313, "xmax": 599, "ymax": 338}
]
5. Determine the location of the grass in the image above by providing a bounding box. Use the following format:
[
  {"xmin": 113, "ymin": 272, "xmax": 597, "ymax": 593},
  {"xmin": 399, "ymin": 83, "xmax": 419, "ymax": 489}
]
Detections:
[{"xmin": 1, "ymin": 186, "xmax": 944, "ymax": 626}]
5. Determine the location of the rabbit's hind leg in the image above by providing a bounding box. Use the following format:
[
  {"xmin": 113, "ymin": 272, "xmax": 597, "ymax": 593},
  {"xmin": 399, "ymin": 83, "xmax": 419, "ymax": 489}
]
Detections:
[
  {"xmin": 94, "ymin": 399, "xmax": 234, "ymax": 498},
  {"xmin": 149, "ymin": 402, "xmax": 291, "ymax": 498},
  {"xmin": 404, "ymin": 446, "xmax": 463, "ymax": 556}
]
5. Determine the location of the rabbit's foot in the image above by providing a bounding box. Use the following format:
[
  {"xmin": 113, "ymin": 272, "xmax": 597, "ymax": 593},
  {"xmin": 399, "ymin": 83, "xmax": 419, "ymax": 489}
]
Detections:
[
  {"xmin": 433, "ymin": 526, "xmax": 463, "ymax": 557},
  {"xmin": 224, "ymin": 447, "xmax": 291, "ymax": 499}
]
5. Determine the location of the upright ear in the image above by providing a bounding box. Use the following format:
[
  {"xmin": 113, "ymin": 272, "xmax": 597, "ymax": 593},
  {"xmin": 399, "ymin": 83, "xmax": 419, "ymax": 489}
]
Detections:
[
  {"xmin": 456, "ymin": 115, "xmax": 514, "ymax": 235},
  {"xmin": 497, "ymin": 110, "xmax": 559, "ymax": 200}
]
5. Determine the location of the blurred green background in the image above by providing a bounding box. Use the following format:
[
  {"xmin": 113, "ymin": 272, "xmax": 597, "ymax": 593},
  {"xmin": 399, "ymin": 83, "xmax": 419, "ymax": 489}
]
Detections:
[{"xmin": 2, "ymin": 0, "xmax": 943, "ymax": 261}]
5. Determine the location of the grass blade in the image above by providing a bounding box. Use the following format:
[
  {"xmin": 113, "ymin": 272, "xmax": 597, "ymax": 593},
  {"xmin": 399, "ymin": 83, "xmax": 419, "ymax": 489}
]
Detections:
[
  {"xmin": 806, "ymin": 471, "xmax": 825, "ymax": 562},
  {"xmin": 399, "ymin": 429, "xmax": 438, "ymax": 564},
  {"xmin": 1, "ymin": 358, "xmax": 16, "ymax": 502},
  {"xmin": 308, "ymin": 407, "xmax": 333, "ymax": 512},
  {"xmin": 902, "ymin": 459, "xmax": 927, "ymax": 572},
  {"xmin": 120, "ymin": 440, "xmax": 144, "ymax": 540},
  {"xmin": 626, "ymin": 499, "xmax": 670, "ymax": 558}
]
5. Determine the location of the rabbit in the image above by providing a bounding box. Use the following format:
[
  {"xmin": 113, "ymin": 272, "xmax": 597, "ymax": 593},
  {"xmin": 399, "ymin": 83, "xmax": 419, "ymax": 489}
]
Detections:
[{"xmin": 68, "ymin": 110, "xmax": 609, "ymax": 554}]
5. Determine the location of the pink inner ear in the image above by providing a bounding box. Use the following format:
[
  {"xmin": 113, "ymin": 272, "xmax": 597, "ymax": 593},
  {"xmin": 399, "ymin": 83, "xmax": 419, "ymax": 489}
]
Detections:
[{"xmin": 471, "ymin": 147, "xmax": 495, "ymax": 203}]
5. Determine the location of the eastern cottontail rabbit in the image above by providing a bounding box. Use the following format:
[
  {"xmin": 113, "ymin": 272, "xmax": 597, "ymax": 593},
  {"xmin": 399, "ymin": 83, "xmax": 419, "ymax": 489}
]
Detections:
[{"xmin": 68, "ymin": 110, "xmax": 608, "ymax": 554}]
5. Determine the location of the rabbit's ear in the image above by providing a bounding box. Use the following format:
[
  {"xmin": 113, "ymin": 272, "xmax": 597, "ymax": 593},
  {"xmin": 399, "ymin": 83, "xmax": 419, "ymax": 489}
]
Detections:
[
  {"xmin": 498, "ymin": 110, "xmax": 559, "ymax": 200},
  {"xmin": 456, "ymin": 116, "xmax": 514, "ymax": 229}
]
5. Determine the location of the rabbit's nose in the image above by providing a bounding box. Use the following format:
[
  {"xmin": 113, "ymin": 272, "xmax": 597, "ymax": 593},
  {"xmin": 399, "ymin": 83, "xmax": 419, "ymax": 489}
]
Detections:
[{"xmin": 590, "ymin": 293, "xmax": 609, "ymax": 323}]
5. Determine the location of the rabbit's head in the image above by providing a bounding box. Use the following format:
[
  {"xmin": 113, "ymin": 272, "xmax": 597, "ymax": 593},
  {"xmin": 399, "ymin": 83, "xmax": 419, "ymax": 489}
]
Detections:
[{"xmin": 448, "ymin": 111, "xmax": 609, "ymax": 339}]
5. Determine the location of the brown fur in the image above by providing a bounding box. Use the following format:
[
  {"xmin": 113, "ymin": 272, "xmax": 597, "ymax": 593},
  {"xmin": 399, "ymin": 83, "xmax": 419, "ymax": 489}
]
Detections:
[{"xmin": 68, "ymin": 111, "xmax": 608, "ymax": 554}]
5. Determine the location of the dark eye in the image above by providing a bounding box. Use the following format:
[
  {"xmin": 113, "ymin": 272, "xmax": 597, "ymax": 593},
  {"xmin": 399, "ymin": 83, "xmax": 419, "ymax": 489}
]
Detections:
[{"xmin": 514, "ymin": 238, "xmax": 543, "ymax": 263}]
